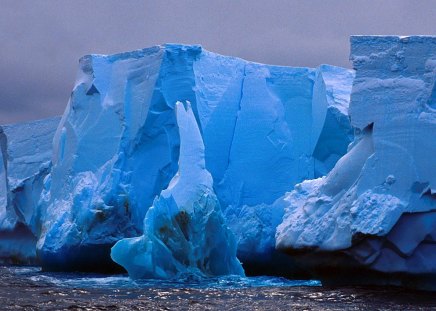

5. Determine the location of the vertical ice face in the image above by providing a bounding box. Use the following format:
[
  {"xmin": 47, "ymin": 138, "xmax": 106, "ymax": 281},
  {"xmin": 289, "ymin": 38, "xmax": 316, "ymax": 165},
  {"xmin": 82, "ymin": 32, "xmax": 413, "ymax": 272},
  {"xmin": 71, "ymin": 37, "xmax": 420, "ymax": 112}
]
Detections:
[
  {"xmin": 216, "ymin": 65, "xmax": 315, "ymax": 209},
  {"xmin": 37, "ymin": 46, "xmax": 168, "ymax": 272},
  {"xmin": 4, "ymin": 117, "xmax": 61, "ymax": 227},
  {"xmin": 0, "ymin": 127, "xmax": 7, "ymax": 229},
  {"xmin": 276, "ymin": 36, "xmax": 436, "ymax": 289},
  {"xmin": 36, "ymin": 44, "xmax": 354, "ymax": 273},
  {"xmin": 224, "ymin": 64, "xmax": 354, "ymax": 267},
  {"xmin": 0, "ymin": 117, "xmax": 60, "ymax": 264},
  {"xmin": 311, "ymin": 65, "xmax": 355, "ymax": 177},
  {"xmin": 111, "ymin": 102, "xmax": 244, "ymax": 279},
  {"xmin": 37, "ymin": 45, "xmax": 223, "ymax": 272}
]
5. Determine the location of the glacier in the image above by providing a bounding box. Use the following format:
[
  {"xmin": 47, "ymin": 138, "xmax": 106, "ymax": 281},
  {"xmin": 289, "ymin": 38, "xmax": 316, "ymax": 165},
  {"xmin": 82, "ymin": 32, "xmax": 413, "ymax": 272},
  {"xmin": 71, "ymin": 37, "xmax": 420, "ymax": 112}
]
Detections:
[
  {"xmin": 111, "ymin": 102, "xmax": 244, "ymax": 279},
  {"xmin": 0, "ymin": 117, "xmax": 60, "ymax": 264},
  {"xmin": 35, "ymin": 44, "xmax": 354, "ymax": 273},
  {"xmin": 276, "ymin": 36, "xmax": 436, "ymax": 290}
]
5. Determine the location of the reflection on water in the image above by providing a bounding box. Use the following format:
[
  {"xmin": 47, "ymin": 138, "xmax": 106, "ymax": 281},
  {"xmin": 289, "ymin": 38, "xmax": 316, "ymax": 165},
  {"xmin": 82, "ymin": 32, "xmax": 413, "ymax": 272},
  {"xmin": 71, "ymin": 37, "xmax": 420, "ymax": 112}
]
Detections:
[
  {"xmin": 12, "ymin": 266, "xmax": 320, "ymax": 289},
  {"xmin": 3, "ymin": 266, "xmax": 436, "ymax": 310}
]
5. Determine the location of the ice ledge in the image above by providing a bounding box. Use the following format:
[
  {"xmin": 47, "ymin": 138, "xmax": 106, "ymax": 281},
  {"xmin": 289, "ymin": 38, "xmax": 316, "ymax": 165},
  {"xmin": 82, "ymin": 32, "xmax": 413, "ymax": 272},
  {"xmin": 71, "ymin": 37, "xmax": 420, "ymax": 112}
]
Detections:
[
  {"xmin": 277, "ymin": 35, "xmax": 436, "ymax": 290},
  {"xmin": 350, "ymin": 35, "xmax": 436, "ymax": 45}
]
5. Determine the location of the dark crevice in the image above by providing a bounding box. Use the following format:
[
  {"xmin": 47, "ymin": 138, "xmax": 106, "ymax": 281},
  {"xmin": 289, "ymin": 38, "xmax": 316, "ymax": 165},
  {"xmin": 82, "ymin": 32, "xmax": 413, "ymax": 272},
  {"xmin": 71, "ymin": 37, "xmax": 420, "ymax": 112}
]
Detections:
[
  {"xmin": 0, "ymin": 127, "xmax": 7, "ymax": 173},
  {"xmin": 216, "ymin": 63, "xmax": 247, "ymax": 196}
]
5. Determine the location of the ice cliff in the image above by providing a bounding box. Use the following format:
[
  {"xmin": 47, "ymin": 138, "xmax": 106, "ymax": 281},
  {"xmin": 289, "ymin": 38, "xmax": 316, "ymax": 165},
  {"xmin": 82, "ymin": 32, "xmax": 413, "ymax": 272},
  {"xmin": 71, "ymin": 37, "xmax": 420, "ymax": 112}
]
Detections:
[
  {"xmin": 35, "ymin": 44, "xmax": 354, "ymax": 273},
  {"xmin": 276, "ymin": 36, "xmax": 436, "ymax": 290},
  {"xmin": 0, "ymin": 117, "xmax": 60, "ymax": 263}
]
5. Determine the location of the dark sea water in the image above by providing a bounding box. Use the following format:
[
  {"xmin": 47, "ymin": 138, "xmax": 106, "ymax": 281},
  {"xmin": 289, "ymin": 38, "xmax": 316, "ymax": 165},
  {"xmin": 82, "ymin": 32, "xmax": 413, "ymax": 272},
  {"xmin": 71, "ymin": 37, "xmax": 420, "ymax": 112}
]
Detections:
[{"xmin": 1, "ymin": 266, "xmax": 435, "ymax": 310}]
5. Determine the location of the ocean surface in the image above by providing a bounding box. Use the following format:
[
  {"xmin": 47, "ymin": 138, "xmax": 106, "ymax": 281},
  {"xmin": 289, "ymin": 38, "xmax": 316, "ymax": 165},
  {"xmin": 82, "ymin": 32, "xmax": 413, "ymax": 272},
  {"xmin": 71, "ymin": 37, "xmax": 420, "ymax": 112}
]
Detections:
[{"xmin": 1, "ymin": 266, "xmax": 435, "ymax": 310}]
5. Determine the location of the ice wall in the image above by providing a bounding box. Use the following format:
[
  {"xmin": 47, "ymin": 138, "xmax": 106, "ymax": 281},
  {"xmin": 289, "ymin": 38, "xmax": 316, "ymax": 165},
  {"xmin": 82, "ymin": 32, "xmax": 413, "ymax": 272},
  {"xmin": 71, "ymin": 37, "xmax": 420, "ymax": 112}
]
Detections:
[
  {"xmin": 111, "ymin": 102, "xmax": 243, "ymax": 279},
  {"xmin": 225, "ymin": 64, "xmax": 354, "ymax": 267},
  {"xmin": 0, "ymin": 117, "xmax": 60, "ymax": 263},
  {"xmin": 0, "ymin": 127, "xmax": 8, "ymax": 230},
  {"xmin": 36, "ymin": 44, "xmax": 354, "ymax": 273},
  {"xmin": 311, "ymin": 65, "xmax": 354, "ymax": 177},
  {"xmin": 276, "ymin": 36, "xmax": 436, "ymax": 290}
]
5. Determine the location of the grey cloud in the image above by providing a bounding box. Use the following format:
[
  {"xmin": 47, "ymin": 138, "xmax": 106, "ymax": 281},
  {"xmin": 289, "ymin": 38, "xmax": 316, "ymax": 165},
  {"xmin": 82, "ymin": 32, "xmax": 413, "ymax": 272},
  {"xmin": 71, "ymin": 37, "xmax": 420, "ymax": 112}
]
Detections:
[{"xmin": 0, "ymin": 0, "xmax": 435, "ymax": 124}]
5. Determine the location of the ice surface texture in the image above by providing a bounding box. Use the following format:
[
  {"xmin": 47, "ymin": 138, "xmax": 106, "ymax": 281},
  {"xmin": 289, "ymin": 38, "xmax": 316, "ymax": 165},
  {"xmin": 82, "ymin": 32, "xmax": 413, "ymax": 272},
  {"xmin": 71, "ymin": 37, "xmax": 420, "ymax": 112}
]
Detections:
[
  {"xmin": 276, "ymin": 36, "xmax": 436, "ymax": 289},
  {"xmin": 0, "ymin": 117, "xmax": 60, "ymax": 263},
  {"xmin": 111, "ymin": 102, "xmax": 244, "ymax": 279},
  {"xmin": 35, "ymin": 44, "xmax": 354, "ymax": 273}
]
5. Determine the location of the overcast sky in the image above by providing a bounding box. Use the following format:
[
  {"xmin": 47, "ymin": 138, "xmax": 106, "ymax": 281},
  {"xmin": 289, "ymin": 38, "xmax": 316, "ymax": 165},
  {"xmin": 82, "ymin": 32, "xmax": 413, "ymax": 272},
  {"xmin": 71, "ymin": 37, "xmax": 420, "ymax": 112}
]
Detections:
[{"xmin": 1, "ymin": 0, "xmax": 435, "ymax": 124}]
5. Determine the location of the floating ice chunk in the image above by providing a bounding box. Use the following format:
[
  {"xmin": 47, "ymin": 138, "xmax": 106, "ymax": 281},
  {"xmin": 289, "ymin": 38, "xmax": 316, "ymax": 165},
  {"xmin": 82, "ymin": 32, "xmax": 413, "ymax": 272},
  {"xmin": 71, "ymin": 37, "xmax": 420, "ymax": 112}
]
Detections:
[{"xmin": 111, "ymin": 102, "xmax": 243, "ymax": 279}]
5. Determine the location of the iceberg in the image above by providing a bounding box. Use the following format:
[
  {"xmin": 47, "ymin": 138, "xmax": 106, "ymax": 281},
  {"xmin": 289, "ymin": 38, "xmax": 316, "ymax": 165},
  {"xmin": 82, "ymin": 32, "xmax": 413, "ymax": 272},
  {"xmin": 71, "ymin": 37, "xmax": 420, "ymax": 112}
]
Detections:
[
  {"xmin": 276, "ymin": 36, "xmax": 436, "ymax": 290},
  {"xmin": 1, "ymin": 37, "xmax": 433, "ymax": 290},
  {"xmin": 35, "ymin": 44, "xmax": 354, "ymax": 273},
  {"xmin": 111, "ymin": 102, "xmax": 244, "ymax": 279},
  {"xmin": 0, "ymin": 117, "xmax": 60, "ymax": 264}
]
